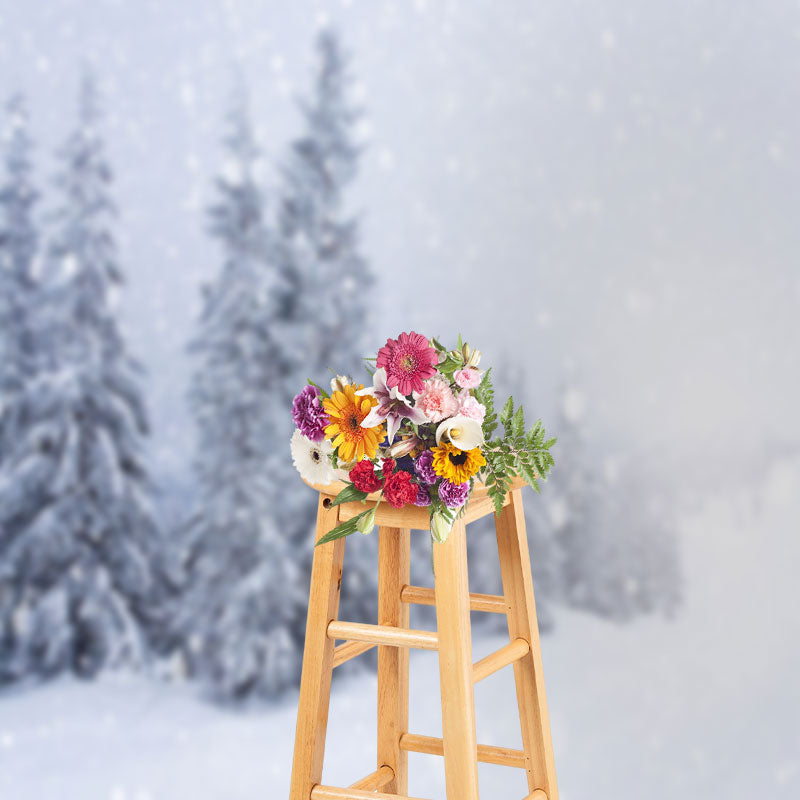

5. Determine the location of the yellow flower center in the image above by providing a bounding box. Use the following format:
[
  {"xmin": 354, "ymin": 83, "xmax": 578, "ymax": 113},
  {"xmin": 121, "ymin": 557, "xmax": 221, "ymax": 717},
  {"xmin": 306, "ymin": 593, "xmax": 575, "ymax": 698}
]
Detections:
[{"xmin": 449, "ymin": 428, "xmax": 461, "ymax": 439}]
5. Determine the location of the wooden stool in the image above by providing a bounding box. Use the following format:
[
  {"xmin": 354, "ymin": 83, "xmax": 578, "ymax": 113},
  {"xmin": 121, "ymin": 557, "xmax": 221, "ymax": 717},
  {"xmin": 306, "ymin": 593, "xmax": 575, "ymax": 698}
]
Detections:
[{"xmin": 289, "ymin": 477, "xmax": 558, "ymax": 800}]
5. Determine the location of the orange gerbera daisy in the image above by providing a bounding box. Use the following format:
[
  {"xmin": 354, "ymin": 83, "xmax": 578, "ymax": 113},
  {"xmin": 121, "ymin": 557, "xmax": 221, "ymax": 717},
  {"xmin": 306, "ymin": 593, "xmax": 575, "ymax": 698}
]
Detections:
[{"xmin": 323, "ymin": 383, "xmax": 384, "ymax": 462}]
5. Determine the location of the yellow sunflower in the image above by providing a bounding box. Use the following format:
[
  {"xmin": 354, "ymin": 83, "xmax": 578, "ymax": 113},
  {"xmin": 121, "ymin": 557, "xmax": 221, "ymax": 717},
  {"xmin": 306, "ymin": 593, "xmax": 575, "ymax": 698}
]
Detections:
[
  {"xmin": 431, "ymin": 442, "xmax": 486, "ymax": 484},
  {"xmin": 323, "ymin": 383, "xmax": 384, "ymax": 462}
]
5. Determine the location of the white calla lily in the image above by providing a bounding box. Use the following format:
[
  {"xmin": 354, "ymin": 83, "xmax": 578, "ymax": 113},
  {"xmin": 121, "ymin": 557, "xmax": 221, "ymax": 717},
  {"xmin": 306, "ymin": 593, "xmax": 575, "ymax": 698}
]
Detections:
[{"xmin": 435, "ymin": 415, "xmax": 485, "ymax": 451}]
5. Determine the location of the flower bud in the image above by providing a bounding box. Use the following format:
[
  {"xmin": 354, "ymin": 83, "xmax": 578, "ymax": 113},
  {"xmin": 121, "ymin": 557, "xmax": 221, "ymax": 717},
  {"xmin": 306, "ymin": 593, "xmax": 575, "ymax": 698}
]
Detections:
[
  {"xmin": 330, "ymin": 374, "xmax": 351, "ymax": 393},
  {"xmin": 467, "ymin": 349, "xmax": 482, "ymax": 368},
  {"xmin": 356, "ymin": 507, "xmax": 377, "ymax": 536},
  {"xmin": 430, "ymin": 511, "xmax": 453, "ymax": 544}
]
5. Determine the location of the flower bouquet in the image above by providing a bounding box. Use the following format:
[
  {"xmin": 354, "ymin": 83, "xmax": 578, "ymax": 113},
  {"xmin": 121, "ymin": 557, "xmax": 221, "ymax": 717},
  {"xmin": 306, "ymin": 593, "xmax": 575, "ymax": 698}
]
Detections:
[{"xmin": 290, "ymin": 332, "xmax": 556, "ymax": 545}]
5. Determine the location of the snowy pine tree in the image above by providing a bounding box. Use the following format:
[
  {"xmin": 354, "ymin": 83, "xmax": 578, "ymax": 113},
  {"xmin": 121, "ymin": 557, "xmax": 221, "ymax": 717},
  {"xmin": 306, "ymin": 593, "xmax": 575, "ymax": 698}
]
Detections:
[
  {"xmin": 0, "ymin": 74, "xmax": 161, "ymax": 681},
  {"xmin": 277, "ymin": 29, "xmax": 378, "ymax": 633},
  {"xmin": 0, "ymin": 93, "xmax": 41, "ymax": 681},
  {"xmin": 279, "ymin": 28, "xmax": 373, "ymax": 381},
  {"xmin": 0, "ymin": 94, "xmax": 39, "ymax": 460},
  {"xmin": 551, "ymin": 383, "xmax": 682, "ymax": 620},
  {"xmin": 177, "ymin": 84, "xmax": 302, "ymax": 699},
  {"xmin": 588, "ymin": 459, "xmax": 682, "ymax": 620}
]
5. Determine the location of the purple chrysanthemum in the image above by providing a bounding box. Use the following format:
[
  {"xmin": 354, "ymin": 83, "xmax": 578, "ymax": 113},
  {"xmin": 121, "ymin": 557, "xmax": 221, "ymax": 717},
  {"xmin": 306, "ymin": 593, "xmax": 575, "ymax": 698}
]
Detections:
[
  {"xmin": 413, "ymin": 484, "xmax": 432, "ymax": 507},
  {"xmin": 438, "ymin": 479, "xmax": 470, "ymax": 509},
  {"xmin": 414, "ymin": 450, "xmax": 437, "ymax": 485},
  {"xmin": 292, "ymin": 384, "xmax": 329, "ymax": 442}
]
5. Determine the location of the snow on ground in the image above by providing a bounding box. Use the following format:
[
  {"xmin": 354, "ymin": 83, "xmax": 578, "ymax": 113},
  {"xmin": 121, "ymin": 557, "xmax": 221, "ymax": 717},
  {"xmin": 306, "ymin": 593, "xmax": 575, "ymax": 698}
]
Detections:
[{"xmin": 1, "ymin": 457, "xmax": 798, "ymax": 800}]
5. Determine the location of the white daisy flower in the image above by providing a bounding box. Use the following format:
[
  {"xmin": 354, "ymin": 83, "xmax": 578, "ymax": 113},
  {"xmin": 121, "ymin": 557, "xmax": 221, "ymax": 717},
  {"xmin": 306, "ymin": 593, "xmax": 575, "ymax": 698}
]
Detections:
[{"xmin": 290, "ymin": 429, "xmax": 335, "ymax": 485}]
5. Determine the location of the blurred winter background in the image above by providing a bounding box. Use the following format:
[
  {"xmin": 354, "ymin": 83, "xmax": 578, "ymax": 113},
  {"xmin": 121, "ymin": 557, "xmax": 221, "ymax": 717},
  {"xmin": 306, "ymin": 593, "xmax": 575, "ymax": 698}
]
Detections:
[{"xmin": 0, "ymin": 1, "xmax": 798, "ymax": 798}]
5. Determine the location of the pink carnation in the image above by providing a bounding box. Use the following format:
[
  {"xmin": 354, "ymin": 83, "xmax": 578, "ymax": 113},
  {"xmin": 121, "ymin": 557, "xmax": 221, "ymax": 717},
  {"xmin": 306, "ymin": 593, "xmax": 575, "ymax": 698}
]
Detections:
[
  {"xmin": 454, "ymin": 368, "xmax": 482, "ymax": 389},
  {"xmin": 416, "ymin": 377, "xmax": 458, "ymax": 423},
  {"xmin": 457, "ymin": 393, "xmax": 486, "ymax": 423}
]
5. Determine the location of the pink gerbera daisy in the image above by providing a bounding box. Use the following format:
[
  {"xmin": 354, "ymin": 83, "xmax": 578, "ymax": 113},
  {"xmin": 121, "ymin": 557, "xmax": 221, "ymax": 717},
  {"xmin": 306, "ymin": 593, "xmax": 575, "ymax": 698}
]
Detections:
[{"xmin": 376, "ymin": 331, "xmax": 438, "ymax": 395}]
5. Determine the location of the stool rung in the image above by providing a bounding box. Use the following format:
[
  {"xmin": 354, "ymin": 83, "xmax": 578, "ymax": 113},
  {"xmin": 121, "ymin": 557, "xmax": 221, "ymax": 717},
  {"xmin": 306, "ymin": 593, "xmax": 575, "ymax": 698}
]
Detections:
[
  {"xmin": 311, "ymin": 786, "xmax": 430, "ymax": 800},
  {"xmin": 472, "ymin": 637, "xmax": 530, "ymax": 683},
  {"xmin": 399, "ymin": 733, "xmax": 526, "ymax": 769},
  {"xmin": 327, "ymin": 621, "xmax": 438, "ymax": 651},
  {"xmin": 332, "ymin": 640, "xmax": 376, "ymax": 668},
  {"xmin": 349, "ymin": 765, "xmax": 394, "ymax": 790},
  {"xmin": 400, "ymin": 584, "xmax": 507, "ymax": 614},
  {"xmin": 525, "ymin": 791, "xmax": 548, "ymax": 800}
]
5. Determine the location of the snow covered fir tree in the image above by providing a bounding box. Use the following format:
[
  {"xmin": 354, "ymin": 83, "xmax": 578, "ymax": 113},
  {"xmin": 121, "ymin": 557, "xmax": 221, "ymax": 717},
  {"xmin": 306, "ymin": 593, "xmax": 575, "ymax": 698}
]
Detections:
[
  {"xmin": 278, "ymin": 28, "xmax": 378, "ymax": 635},
  {"xmin": 546, "ymin": 384, "xmax": 682, "ymax": 621},
  {"xmin": 0, "ymin": 94, "xmax": 38, "ymax": 464},
  {"xmin": 0, "ymin": 93, "xmax": 41, "ymax": 681},
  {"xmin": 176, "ymin": 84, "xmax": 303, "ymax": 699},
  {"xmin": 0, "ymin": 74, "xmax": 162, "ymax": 682},
  {"xmin": 278, "ymin": 28, "xmax": 374, "ymax": 382}
]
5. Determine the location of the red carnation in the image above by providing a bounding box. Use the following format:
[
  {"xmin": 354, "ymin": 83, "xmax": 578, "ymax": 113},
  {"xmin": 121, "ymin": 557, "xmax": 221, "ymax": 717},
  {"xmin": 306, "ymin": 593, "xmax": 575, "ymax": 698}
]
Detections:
[
  {"xmin": 383, "ymin": 470, "xmax": 418, "ymax": 509},
  {"xmin": 381, "ymin": 458, "xmax": 396, "ymax": 478},
  {"xmin": 349, "ymin": 459, "xmax": 383, "ymax": 493}
]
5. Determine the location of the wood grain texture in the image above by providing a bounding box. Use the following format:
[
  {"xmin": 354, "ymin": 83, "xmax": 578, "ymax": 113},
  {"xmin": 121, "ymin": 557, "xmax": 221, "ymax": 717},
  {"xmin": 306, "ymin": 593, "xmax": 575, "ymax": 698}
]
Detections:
[
  {"xmin": 432, "ymin": 518, "xmax": 480, "ymax": 800},
  {"xmin": 289, "ymin": 497, "xmax": 346, "ymax": 800},
  {"xmin": 311, "ymin": 786, "xmax": 430, "ymax": 800},
  {"xmin": 377, "ymin": 526, "xmax": 411, "ymax": 795},
  {"xmin": 399, "ymin": 733, "xmax": 526, "ymax": 769},
  {"xmin": 400, "ymin": 585, "xmax": 507, "ymax": 614},
  {"xmin": 337, "ymin": 499, "xmax": 431, "ymax": 530},
  {"xmin": 472, "ymin": 637, "xmax": 530, "ymax": 684},
  {"xmin": 495, "ymin": 489, "xmax": 559, "ymax": 799},
  {"xmin": 348, "ymin": 765, "xmax": 395, "ymax": 791},
  {"xmin": 332, "ymin": 640, "xmax": 376, "ymax": 668},
  {"xmin": 327, "ymin": 620, "xmax": 437, "ymax": 650}
]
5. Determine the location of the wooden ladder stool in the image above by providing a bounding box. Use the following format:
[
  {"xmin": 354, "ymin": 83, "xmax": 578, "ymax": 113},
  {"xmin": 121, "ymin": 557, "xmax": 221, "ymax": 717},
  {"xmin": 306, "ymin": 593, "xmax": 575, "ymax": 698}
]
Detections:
[{"xmin": 289, "ymin": 476, "xmax": 558, "ymax": 800}]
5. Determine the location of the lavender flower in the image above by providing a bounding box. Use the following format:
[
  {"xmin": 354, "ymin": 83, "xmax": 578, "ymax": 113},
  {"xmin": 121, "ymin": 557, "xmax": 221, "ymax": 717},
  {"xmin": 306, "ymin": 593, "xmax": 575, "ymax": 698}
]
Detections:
[
  {"xmin": 414, "ymin": 450, "xmax": 437, "ymax": 485},
  {"xmin": 292, "ymin": 384, "xmax": 329, "ymax": 442},
  {"xmin": 438, "ymin": 479, "xmax": 470, "ymax": 509}
]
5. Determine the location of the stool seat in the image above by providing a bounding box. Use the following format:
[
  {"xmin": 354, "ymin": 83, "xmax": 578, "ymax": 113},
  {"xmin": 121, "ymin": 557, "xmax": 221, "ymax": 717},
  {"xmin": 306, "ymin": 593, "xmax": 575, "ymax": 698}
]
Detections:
[
  {"xmin": 289, "ymin": 481, "xmax": 558, "ymax": 800},
  {"xmin": 302, "ymin": 476, "xmax": 527, "ymax": 530}
]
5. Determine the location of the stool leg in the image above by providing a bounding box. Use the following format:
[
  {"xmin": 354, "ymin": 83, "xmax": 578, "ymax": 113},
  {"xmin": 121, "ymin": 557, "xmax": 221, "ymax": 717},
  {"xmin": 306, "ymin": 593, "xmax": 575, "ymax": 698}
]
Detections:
[
  {"xmin": 377, "ymin": 526, "xmax": 411, "ymax": 794},
  {"xmin": 433, "ymin": 518, "xmax": 480, "ymax": 800},
  {"xmin": 289, "ymin": 496, "xmax": 346, "ymax": 800},
  {"xmin": 495, "ymin": 489, "xmax": 559, "ymax": 800}
]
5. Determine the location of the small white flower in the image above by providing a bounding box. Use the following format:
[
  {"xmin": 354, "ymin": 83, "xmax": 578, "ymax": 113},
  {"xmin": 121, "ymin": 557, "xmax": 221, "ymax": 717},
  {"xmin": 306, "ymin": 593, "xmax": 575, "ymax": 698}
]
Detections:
[
  {"xmin": 435, "ymin": 415, "xmax": 485, "ymax": 451},
  {"xmin": 290, "ymin": 430, "xmax": 335, "ymax": 485}
]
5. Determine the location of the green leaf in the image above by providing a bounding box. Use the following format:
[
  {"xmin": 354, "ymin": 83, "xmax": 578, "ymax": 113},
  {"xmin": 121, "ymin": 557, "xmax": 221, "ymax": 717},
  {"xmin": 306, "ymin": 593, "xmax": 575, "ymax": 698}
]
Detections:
[
  {"xmin": 307, "ymin": 379, "xmax": 330, "ymax": 399},
  {"xmin": 512, "ymin": 405, "xmax": 525, "ymax": 438},
  {"xmin": 316, "ymin": 515, "xmax": 359, "ymax": 545},
  {"xmin": 331, "ymin": 484, "xmax": 370, "ymax": 506},
  {"xmin": 316, "ymin": 507, "xmax": 378, "ymax": 545},
  {"xmin": 500, "ymin": 396, "xmax": 514, "ymax": 429}
]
